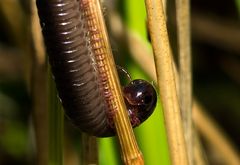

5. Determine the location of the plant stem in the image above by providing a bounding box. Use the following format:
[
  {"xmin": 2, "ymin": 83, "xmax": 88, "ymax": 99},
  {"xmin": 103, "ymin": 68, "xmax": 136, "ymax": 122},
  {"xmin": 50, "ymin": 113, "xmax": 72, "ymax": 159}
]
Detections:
[
  {"xmin": 175, "ymin": 0, "xmax": 192, "ymax": 164},
  {"xmin": 31, "ymin": 0, "xmax": 48, "ymax": 164},
  {"xmin": 127, "ymin": 27, "xmax": 240, "ymax": 165},
  {"xmin": 144, "ymin": 0, "xmax": 189, "ymax": 164},
  {"xmin": 126, "ymin": 9, "xmax": 240, "ymax": 165},
  {"xmin": 83, "ymin": 0, "xmax": 143, "ymax": 164}
]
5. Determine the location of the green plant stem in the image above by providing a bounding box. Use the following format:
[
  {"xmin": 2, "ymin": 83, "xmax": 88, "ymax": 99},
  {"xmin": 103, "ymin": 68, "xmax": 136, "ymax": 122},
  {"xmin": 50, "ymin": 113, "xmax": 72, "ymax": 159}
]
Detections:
[
  {"xmin": 48, "ymin": 68, "xmax": 64, "ymax": 165},
  {"xmin": 144, "ymin": 0, "xmax": 189, "ymax": 164}
]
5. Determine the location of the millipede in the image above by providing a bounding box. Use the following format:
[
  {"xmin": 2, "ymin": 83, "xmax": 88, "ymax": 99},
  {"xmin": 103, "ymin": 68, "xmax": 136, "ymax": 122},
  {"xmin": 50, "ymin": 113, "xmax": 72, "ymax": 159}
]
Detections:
[{"xmin": 36, "ymin": 0, "xmax": 157, "ymax": 137}]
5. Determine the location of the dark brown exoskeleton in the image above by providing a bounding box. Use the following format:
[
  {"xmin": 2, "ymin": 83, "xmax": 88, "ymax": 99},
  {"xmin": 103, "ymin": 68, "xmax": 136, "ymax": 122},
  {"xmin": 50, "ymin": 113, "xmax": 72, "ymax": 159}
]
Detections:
[
  {"xmin": 36, "ymin": 0, "xmax": 157, "ymax": 137},
  {"xmin": 123, "ymin": 79, "xmax": 157, "ymax": 127}
]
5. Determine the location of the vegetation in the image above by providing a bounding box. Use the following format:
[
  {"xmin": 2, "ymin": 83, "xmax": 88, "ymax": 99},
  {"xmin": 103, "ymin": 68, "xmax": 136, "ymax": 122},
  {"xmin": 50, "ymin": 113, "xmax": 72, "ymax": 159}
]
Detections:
[{"xmin": 0, "ymin": 0, "xmax": 239, "ymax": 164}]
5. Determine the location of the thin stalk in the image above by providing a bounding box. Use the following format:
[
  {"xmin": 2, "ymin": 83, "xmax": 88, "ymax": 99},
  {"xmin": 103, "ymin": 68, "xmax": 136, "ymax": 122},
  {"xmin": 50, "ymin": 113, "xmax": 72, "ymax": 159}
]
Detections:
[
  {"xmin": 127, "ymin": 28, "xmax": 240, "ymax": 165},
  {"xmin": 128, "ymin": 29, "xmax": 209, "ymax": 165},
  {"xmin": 84, "ymin": 0, "xmax": 143, "ymax": 164},
  {"xmin": 48, "ymin": 69, "xmax": 64, "ymax": 165},
  {"xmin": 126, "ymin": 8, "xmax": 240, "ymax": 164},
  {"xmin": 30, "ymin": 0, "xmax": 48, "ymax": 165},
  {"xmin": 144, "ymin": 0, "xmax": 189, "ymax": 164},
  {"xmin": 175, "ymin": 0, "xmax": 192, "ymax": 164},
  {"xmin": 31, "ymin": 0, "xmax": 46, "ymax": 66}
]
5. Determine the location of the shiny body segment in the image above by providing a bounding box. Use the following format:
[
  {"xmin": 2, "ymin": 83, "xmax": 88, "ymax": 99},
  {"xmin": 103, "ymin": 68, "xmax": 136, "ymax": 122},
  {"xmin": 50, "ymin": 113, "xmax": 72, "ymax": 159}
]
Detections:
[
  {"xmin": 36, "ymin": 0, "xmax": 157, "ymax": 137},
  {"xmin": 37, "ymin": 0, "xmax": 113, "ymax": 137}
]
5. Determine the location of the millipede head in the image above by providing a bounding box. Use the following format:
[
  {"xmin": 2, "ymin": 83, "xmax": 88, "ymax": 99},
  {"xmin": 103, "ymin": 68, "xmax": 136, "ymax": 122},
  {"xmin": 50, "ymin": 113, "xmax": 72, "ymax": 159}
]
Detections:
[{"xmin": 123, "ymin": 79, "xmax": 157, "ymax": 126}]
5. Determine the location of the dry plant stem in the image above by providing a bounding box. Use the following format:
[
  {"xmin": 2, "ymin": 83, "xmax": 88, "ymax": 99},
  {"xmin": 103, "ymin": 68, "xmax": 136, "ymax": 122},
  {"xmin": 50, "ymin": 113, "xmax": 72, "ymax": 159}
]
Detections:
[
  {"xmin": 30, "ymin": 1, "xmax": 48, "ymax": 165},
  {"xmin": 84, "ymin": 0, "xmax": 143, "ymax": 164},
  {"xmin": 193, "ymin": 101, "xmax": 240, "ymax": 165},
  {"xmin": 144, "ymin": 0, "xmax": 189, "ymax": 164},
  {"xmin": 127, "ymin": 30, "xmax": 239, "ymax": 165},
  {"xmin": 127, "ymin": 27, "xmax": 207, "ymax": 165},
  {"xmin": 31, "ymin": 0, "xmax": 46, "ymax": 66},
  {"xmin": 81, "ymin": 134, "xmax": 98, "ymax": 165},
  {"xmin": 162, "ymin": 0, "xmax": 167, "ymax": 12},
  {"xmin": 111, "ymin": 10, "xmax": 239, "ymax": 164},
  {"xmin": 176, "ymin": 0, "xmax": 193, "ymax": 164}
]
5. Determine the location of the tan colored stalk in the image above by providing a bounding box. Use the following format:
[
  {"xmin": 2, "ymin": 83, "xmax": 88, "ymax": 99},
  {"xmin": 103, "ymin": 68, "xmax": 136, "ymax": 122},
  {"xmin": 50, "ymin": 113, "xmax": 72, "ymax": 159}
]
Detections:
[
  {"xmin": 162, "ymin": 0, "xmax": 167, "ymax": 13},
  {"xmin": 84, "ymin": 0, "xmax": 143, "ymax": 164},
  {"xmin": 126, "ymin": 19, "xmax": 208, "ymax": 165},
  {"xmin": 31, "ymin": 0, "xmax": 46, "ymax": 66},
  {"xmin": 144, "ymin": 0, "xmax": 189, "ymax": 164},
  {"xmin": 122, "ymin": 10, "xmax": 239, "ymax": 164},
  {"xmin": 31, "ymin": 1, "xmax": 48, "ymax": 165},
  {"xmin": 127, "ymin": 31, "xmax": 239, "ymax": 164},
  {"xmin": 176, "ymin": 0, "xmax": 193, "ymax": 164},
  {"xmin": 127, "ymin": 29, "xmax": 240, "ymax": 165}
]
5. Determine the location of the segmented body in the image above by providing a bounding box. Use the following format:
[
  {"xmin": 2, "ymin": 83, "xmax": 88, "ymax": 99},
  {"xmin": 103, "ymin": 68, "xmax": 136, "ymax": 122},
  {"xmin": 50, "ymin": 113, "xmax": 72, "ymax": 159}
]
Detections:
[
  {"xmin": 36, "ymin": 0, "xmax": 157, "ymax": 137},
  {"xmin": 37, "ymin": 0, "xmax": 114, "ymax": 137}
]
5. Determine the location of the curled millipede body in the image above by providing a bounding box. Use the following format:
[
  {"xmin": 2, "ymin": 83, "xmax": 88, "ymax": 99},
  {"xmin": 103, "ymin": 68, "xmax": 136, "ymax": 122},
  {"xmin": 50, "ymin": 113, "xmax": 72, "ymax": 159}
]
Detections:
[
  {"xmin": 37, "ymin": 0, "xmax": 113, "ymax": 137},
  {"xmin": 36, "ymin": 0, "xmax": 157, "ymax": 137}
]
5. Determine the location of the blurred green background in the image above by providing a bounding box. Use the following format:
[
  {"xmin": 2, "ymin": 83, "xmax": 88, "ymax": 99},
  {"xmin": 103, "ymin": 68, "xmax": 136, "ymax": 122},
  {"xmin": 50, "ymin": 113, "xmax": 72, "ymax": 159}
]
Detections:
[{"xmin": 0, "ymin": 0, "xmax": 239, "ymax": 164}]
